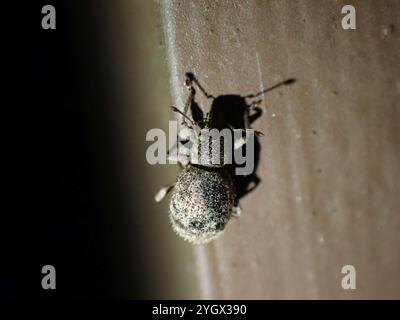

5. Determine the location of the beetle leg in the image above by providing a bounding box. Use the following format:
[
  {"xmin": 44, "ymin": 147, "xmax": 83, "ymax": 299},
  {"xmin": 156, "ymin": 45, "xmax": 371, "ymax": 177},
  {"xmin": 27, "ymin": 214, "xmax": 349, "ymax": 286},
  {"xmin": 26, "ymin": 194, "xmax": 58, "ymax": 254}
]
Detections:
[
  {"xmin": 171, "ymin": 74, "xmax": 203, "ymax": 135},
  {"xmin": 168, "ymin": 151, "xmax": 190, "ymax": 167},
  {"xmin": 183, "ymin": 84, "xmax": 196, "ymax": 115},
  {"xmin": 177, "ymin": 72, "xmax": 197, "ymax": 121},
  {"xmin": 231, "ymin": 205, "xmax": 242, "ymax": 218},
  {"xmin": 244, "ymin": 100, "xmax": 264, "ymax": 137},
  {"xmin": 243, "ymin": 175, "xmax": 261, "ymax": 197},
  {"xmin": 169, "ymin": 73, "xmax": 198, "ymax": 128},
  {"xmin": 166, "ymin": 142, "xmax": 189, "ymax": 168},
  {"xmin": 233, "ymin": 129, "xmax": 263, "ymax": 150},
  {"xmin": 154, "ymin": 182, "xmax": 175, "ymax": 202},
  {"xmin": 234, "ymin": 135, "xmax": 247, "ymax": 150},
  {"xmin": 249, "ymin": 106, "xmax": 262, "ymax": 124},
  {"xmin": 186, "ymin": 72, "xmax": 215, "ymax": 99},
  {"xmin": 248, "ymin": 99, "xmax": 262, "ymax": 110},
  {"xmin": 245, "ymin": 104, "xmax": 262, "ymax": 128}
]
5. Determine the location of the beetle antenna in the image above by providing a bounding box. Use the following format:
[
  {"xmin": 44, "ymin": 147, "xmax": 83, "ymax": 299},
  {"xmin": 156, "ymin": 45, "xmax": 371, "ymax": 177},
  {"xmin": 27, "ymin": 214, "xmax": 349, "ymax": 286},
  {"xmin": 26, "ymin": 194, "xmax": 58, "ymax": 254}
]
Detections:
[
  {"xmin": 244, "ymin": 78, "xmax": 296, "ymax": 98},
  {"xmin": 171, "ymin": 106, "xmax": 195, "ymax": 125},
  {"xmin": 186, "ymin": 72, "xmax": 215, "ymax": 99}
]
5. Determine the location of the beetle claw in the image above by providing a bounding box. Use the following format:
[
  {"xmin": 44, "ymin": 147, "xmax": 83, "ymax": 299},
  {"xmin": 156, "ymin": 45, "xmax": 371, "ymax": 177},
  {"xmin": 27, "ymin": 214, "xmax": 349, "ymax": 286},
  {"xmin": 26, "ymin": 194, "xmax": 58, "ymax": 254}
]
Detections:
[{"xmin": 255, "ymin": 130, "xmax": 265, "ymax": 137}]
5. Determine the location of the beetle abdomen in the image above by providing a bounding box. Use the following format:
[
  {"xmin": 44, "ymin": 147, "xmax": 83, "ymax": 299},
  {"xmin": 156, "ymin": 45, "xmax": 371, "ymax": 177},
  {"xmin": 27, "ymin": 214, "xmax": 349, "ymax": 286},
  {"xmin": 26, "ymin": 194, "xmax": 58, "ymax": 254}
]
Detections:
[{"xmin": 169, "ymin": 165, "xmax": 235, "ymax": 244}]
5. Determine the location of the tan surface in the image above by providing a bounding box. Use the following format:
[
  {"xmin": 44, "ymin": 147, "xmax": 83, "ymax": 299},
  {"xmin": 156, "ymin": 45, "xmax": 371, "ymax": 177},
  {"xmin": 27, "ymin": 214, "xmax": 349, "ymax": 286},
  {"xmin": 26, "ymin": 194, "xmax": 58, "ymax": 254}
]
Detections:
[{"xmin": 160, "ymin": 0, "xmax": 400, "ymax": 299}]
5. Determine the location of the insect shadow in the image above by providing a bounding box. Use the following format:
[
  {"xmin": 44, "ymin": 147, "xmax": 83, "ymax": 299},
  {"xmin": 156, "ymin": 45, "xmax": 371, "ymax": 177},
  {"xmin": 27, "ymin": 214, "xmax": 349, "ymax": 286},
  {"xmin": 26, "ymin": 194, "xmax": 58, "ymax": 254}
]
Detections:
[{"xmin": 186, "ymin": 73, "xmax": 296, "ymax": 201}]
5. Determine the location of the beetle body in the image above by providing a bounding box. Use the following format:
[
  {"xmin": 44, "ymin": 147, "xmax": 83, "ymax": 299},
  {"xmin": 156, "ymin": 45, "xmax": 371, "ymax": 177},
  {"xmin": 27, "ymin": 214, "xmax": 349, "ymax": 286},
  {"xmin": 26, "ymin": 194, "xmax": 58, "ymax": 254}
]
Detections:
[
  {"xmin": 169, "ymin": 101, "xmax": 237, "ymax": 244},
  {"xmin": 154, "ymin": 72, "xmax": 264, "ymax": 244},
  {"xmin": 170, "ymin": 164, "xmax": 235, "ymax": 244}
]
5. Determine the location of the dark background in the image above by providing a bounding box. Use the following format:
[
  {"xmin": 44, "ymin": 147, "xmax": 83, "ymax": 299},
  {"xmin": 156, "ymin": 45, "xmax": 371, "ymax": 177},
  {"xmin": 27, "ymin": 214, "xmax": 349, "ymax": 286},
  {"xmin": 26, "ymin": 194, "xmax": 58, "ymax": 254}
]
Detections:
[{"xmin": 2, "ymin": 1, "xmax": 145, "ymax": 299}]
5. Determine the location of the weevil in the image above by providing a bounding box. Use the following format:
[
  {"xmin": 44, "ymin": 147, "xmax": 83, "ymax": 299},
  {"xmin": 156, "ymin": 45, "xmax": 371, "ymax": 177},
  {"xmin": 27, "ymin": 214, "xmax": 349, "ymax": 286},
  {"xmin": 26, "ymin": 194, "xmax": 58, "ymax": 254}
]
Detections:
[{"xmin": 155, "ymin": 73, "xmax": 295, "ymax": 244}]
